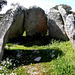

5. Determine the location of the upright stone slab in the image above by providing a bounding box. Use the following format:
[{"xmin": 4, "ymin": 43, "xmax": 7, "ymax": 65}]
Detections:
[
  {"xmin": 47, "ymin": 8, "xmax": 68, "ymax": 40},
  {"xmin": 0, "ymin": 5, "xmax": 24, "ymax": 61},
  {"xmin": 58, "ymin": 6, "xmax": 67, "ymax": 23},
  {"xmin": 58, "ymin": 5, "xmax": 72, "ymax": 23},
  {"xmin": 65, "ymin": 14, "xmax": 75, "ymax": 48},
  {"xmin": 7, "ymin": 6, "xmax": 25, "ymax": 40},
  {"xmin": 24, "ymin": 7, "xmax": 47, "ymax": 36}
]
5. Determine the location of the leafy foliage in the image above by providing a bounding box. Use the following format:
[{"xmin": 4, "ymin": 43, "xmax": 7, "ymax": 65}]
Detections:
[
  {"xmin": 0, "ymin": 0, "xmax": 7, "ymax": 11},
  {"xmin": 53, "ymin": 4, "xmax": 72, "ymax": 11}
]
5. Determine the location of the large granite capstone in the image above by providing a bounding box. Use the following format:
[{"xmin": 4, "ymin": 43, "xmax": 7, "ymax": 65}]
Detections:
[{"xmin": 24, "ymin": 7, "xmax": 48, "ymax": 36}]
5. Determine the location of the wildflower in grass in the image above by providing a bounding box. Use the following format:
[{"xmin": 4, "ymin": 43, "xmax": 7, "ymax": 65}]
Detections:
[
  {"xmin": 52, "ymin": 50, "xmax": 55, "ymax": 53},
  {"xmin": 52, "ymin": 66, "xmax": 54, "ymax": 69},
  {"xmin": 13, "ymin": 63, "xmax": 16, "ymax": 67},
  {"xmin": 42, "ymin": 69, "xmax": 45, "ymax": 72},
  {"xmin": 10, "ymin": 72, "xmax": 17, "ymax": 75},
  {"xmin": 57, "ymin": 56, "xmax": 60, "ymax": 59},
  {"xmin": 0, "ymin": 66, "xmax": 4, "ymax": 70},
  {"xmin": 30, "ymin": 63, "xmax": 32, "ymax": 65},
  {"xmin": 0, "ymin": 73, "xmax": 5, "ymax": 75},
  {"xmin": 1, "ymin": 60, "xmax": 6, "ymax": 65}
]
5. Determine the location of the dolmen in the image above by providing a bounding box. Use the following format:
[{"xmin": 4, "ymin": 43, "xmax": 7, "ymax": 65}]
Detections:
[
  {"xmin": 48, "ymin": 4, "xmax": 75, "ymax": 48},
  {"xmin": 0, "ymin": 5, "xmax": 47, "ymax": 60},
  {"xmin": 0, "ymin": 4, "xmax": 75, "ymax": 61}
]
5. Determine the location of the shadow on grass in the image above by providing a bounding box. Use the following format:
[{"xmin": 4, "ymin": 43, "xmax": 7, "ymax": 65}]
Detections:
[
  {"xmin": 1, "ymin": 36, "xmax": 65, "ymax": 70},
  {"xmin": 2, "ymin": 48, "xmax": 64, "ymax": 70},
  {"xmin": 8, "ymin": 36, "xmax": 64, "ymax": 47}
]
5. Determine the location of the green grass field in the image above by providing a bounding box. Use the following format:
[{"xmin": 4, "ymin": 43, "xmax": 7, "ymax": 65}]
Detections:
[{"xmin": 0, "ymin": 32, "xmax": 75, "ymax": 75}]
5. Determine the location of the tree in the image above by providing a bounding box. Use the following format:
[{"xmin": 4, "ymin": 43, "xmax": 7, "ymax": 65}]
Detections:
[
  {"xmin": 0, "ymin": 0, "xmax": 7, "ymax": 11},
  {"xmin": 53, "ymin": 4, "xmax": 72, "ymax": 11}
]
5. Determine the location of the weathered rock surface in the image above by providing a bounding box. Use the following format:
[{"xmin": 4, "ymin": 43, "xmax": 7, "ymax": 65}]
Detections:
[
  {"xmin": 58, "ymin": 6, "xmax": 67, "ymax": 23},
  {"xmin": 34, "ymin": 57, "xmax": 41, "ymax": 62},
  {"xmin": 58, "ymin": 4, "xmax": 72, "ymax": 23},
  {"xmin": 65, "ymin": 14, "xmax": 75, "ymax": 48},
  {"xmin": 47, "ymin": 8, "xmax": 68, "ymax": 40},
  {"xmin": 7, "ymin": 7, "xmax": 25, "ymax": 40},
  {"xmin": 0, "ymin": 5, "xmax": 24, "ymax": 60},
  {"xmin": 24, "ymin": 7, "xmax": 47, "ymax": 36}
]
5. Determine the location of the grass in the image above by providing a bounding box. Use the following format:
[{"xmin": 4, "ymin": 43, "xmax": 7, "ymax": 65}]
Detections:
[{"xmin": 0, "ymin": 32, "xmax": 75, "ymax": 75}]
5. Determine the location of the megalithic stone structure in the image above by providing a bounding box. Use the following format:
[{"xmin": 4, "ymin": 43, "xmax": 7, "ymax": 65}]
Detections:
[
  {"xmin": 65, "ymin": 14, "xmax": 75, "ymax": 48},
  {"xmin": 47, "ymin": 4, "xmax": 72, "ymax": 40},
  {"xmin": 58, "ymin": 5, "xmax": 72, "ymax": 23},
  {"xmin": 0, "ymin": 5, "xmax": 25, "ymax": 61},
  {"xmin": 58, "ymin": 6, "xmax": 67, "ymax": 23},
  {"xmin": 47, "ymin": 8, "xmax": 68, "ymax": 40},
  {"xmin": 24, "ymin": 7, "xmax": 48, "ymax": 36},
  {"xmin": 58, "ymin": 5, "xmax": 75, "ymax": 49}
]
